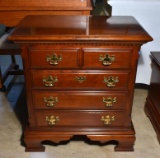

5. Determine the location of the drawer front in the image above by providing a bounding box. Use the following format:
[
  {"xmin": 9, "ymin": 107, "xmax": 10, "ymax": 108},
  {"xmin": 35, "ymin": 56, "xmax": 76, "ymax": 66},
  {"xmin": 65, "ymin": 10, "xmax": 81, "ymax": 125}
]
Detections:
[
  {"xmin": 83, "ymin": 48, "xmax": 132, "ymax": 69},
  {"xmin": 35, "ymin": 111, "xmax": 125, "ymax": 127},
  {"xmin": 33, "ymin": 91, "xmax": 127, "ymax": 110},
  {"xmin": 29, "ymin": 48, "xmax": 80, "ymax": 68},
  {"xmin": 31, "ymin": 70, "xmax": 129, "ymax": 89}
]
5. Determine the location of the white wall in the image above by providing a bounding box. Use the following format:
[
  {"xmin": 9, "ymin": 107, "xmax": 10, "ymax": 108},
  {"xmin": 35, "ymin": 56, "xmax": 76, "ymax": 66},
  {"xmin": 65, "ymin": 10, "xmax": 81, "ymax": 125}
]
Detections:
[{"xmin": 108, "ymin": 0, "xmax": 160, "ymax": 85}]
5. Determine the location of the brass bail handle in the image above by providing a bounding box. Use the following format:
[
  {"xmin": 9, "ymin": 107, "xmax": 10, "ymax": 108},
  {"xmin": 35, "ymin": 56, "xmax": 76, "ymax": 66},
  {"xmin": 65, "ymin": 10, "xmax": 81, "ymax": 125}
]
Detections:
[
  {"xmin": 43, "ymin": 75, "xmax": 58, "ymax": 87},
  {"xmin": 75, "ymin": 76, "xmax": 86, "ymax": 83},
  {"xmin": 99, "ymin": 54, "xmax": 115, "ymax": 66},
  {"xmin": 101, "ymin": 115, "xmax": 115, "ymax": 125},
  {"xmin": 44, "ymin": 96, "xmax": 58, "ymax": 107},
  {"xmin": 103, "ymin": 76, "xmax": 119, "ymax": 87},
  {"xmin": 46, "ymin": 115, "xmax": 59, "ymax": 126},
  {"xmin": 46, "ymin": 53, "xmax": 62, "ymax": 66},
  {"xmin": 103, "ymin": 97, "xmax": 117, "ymax": 107}
]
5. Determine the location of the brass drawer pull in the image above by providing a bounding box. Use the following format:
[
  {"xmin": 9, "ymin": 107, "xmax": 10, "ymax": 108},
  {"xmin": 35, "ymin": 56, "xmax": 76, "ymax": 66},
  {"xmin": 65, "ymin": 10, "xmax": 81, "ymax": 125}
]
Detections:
[
  {"xmin": 99, "ymin": 54, "xmax": 115, "ymax": 66},
  {"xmin": 104, "ymin": 76, "xmax": 119, "ymax": 87},
  {"xmin": 75, "ymin": 76, "xmax": 86, "ymax": 83},
  {"xmin": 46, "ymin": 115, "xmax": 59, "ymax": 126},
  {"xmin": 44, "ymin": 96, "xmax": 58, "ymax": 107},
  {"xmin": 46, "ymin": 53, "xmax": 62, "ymax": 66},
  {"xmin": 43, "ymin": 75, "xmax": 58, "ymax": 87},
  {"xmin": 101, "ymin": 115, "xmax": 115, "ymax": 125},
  {"xmin": 103, "ymin": 97, "xmax": 116, "ymax": 107}
]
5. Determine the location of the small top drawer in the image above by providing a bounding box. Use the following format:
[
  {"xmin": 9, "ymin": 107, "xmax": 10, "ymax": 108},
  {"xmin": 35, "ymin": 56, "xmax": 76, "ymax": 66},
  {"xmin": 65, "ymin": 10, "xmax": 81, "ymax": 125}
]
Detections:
[
  {"xmin": 28, "ymin": 48, "xmax": 80, "ymax": 68},
  {"xmin": 82, "ymin": 48, "xmax": 132, "ymax": 69}
]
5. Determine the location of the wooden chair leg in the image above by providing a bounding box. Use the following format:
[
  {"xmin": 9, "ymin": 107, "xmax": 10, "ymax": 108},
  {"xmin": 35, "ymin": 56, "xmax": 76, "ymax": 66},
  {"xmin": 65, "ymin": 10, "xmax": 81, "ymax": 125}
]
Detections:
[
  {"xmin": 0, "ymin": 67, "xmax": 3, "ymax": 88},
  {"xmin": 11, "ymin": 54, "xmax": 19, "ymax": 70},
  {"xmin": 11, "ymin": 54, "xmax": 16, "ymax": 63},
  {"xmin": 0, "ymin": 67, "xmax": 6, "ymax": 91}
]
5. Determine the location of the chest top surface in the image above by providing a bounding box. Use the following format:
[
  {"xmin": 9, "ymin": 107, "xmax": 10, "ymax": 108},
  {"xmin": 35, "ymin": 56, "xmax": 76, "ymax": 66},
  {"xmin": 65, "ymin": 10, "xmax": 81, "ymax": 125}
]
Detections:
[{"xmin": 9, "ymin": 15, "xmax": 152, "ymax": 43}]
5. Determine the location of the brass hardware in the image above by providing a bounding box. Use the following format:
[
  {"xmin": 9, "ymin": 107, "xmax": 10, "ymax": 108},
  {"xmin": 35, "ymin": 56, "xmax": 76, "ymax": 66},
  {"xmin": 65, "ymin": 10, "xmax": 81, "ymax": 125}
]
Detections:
[
  {"xmin": 43, "ymin": 75, "xmax": 58, "ymax": 87},
  {"xmin": 46, "ymin": 53, "xmax": 62, "ymax": 66},
  {"xmin": 44, "ymin": 96, "xmax": 58, "ymax": 107},
  {"xmin": 75, "ymin": 76, "xmax": 86, "ymax": 83},
  {"xmin": 46, "ymin": 115, "xmax": 59, "ymax": 126},
  {"xmin": 103, "ymin": 76, "xmax": 119, "ymax": 87},
  {"xmin": 99, "ymin": 54, "xmax": 115, "ymax": 66},
  {"xmin": 103, "ymin": 97, "xmax": 117, "ymax": 107},
  {"xmin": 101, "ymin": 115, "xmax": 115, "ymax": 125}
]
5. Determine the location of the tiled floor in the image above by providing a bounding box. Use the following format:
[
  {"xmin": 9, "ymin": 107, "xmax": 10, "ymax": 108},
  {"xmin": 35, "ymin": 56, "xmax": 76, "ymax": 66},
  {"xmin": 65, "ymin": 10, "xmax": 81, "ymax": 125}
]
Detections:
[{"xmin": 0, "ymin": 87, "xmax": 160, "ymax": 158}]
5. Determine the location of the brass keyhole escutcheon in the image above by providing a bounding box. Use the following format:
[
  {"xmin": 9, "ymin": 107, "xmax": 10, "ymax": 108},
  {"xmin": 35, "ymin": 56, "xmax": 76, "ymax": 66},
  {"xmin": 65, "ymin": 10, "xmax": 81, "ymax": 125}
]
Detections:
[
  {"xmin": 46, "ymin": 115, "xmax": 59, "ymax": 126},
  {"xmin": 101, "ymin": 115, "xmax": 115, "ymax": 125},
  {"xmin": 46, "ymin": 53, "xmax": 62, "ymax": 66},
  {"xmin": 43, "ymin": 75, "xmax": 58, "ymax": 87},
  {"xmin": 44, "ymin": 96, "xmax": 58, "ymax": 107},
  {"xmin": 103, "ymin": 76, "xmax": 119, "ymax": 87},
  {"xmin": 99, "ymin": 54, "xmax": 115, "ymax": 66},
  {"xmin": 103, "ymin": 97, "xmax": 117, "ymax": 107},
  {"xmin": 75, "ymin": 76, "xmax": 86, "ymax": 83}
]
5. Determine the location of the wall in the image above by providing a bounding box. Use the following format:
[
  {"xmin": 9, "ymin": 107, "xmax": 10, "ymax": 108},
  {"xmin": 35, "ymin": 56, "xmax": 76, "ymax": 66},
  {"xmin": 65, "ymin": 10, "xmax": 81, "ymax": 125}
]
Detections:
[{"xmin": 108, "ymin": 0, "xmax": 160, "ymax": 85}]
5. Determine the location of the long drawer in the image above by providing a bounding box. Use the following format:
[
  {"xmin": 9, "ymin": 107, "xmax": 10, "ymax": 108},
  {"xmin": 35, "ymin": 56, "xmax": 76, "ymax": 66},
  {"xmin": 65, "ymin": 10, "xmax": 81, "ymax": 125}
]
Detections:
[
  {"xmin": 35, "ymin": 110, "xmax": 125, "ymax": 127},
  {"xmin": 31, "ymin": 70, "xmax": 129, "ymax": 89},
  {"xmin": 32, "ymin": 91, "xmax": 127, "ymax": 110}
]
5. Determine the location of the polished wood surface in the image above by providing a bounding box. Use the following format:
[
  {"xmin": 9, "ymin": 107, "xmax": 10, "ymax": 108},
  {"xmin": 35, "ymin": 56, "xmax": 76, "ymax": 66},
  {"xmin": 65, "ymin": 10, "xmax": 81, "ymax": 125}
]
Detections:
[
  {"xmin": 145, "ymin": 51, "xmax": 160, "ymax": 144},
  {"xmin": 10, "ymin": 15, "xmax": 151, "ymax": 42},
  {"xmin": 0, "ymin": 0, "xmax": 92, "ymax": 27},
  {"xmin": 9, "ymin": 15, "xmax": 152, "ymax": 152},
  {"xmin": 28, "ymin": 46, "xmax": 132, "ymax": 69},
  {"xmin": 33, "ymin": 91, "xmax": 126, "ymax": 110}
]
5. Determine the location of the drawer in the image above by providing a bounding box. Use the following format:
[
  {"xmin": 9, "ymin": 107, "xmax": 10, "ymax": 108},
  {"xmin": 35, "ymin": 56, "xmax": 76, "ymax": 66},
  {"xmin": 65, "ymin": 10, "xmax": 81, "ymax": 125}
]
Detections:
[
  {"xmin": 32, "ymin": 91, "xmax": 127, "ymax": 110},
  {"xmin": 31, "ymin": 70, "xmax": 129, "ymax": 89},
  {"xmin": 35, "ymin": 110, "xmax": 125, "ymax": 127},
  {"xmin": 28, "ymin": 48, "xmax": 80, "ymax": 68},
  {"xmin": 82, "ymin": 48, "xmax": 132, "ymax": 69}
]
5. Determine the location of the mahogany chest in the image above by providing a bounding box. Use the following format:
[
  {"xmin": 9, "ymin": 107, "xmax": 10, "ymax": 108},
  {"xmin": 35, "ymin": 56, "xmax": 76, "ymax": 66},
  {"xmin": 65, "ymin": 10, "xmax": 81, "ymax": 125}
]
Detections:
[
  {"xmin": 145, "ymin": 52, "xmax": 160, "ymax": 144},
  {"xmin": 9, "ymin": 15, "xmax": 152, "ymax": 152}
]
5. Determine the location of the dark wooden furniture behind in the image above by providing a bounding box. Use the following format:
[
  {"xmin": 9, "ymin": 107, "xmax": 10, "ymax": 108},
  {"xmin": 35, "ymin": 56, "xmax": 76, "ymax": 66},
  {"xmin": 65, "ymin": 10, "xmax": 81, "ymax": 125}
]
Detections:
[
  {"xmin": 0, "ymin": 0, "xmax": 92, "ymax": 27},
  {"xmin": 145, "ymin": 52, "xmax": 160, "ymax": 144},
  {"xmin": 0, "ymin": 29, "xmax": 22, "ymax": 91},
  {"xmin": 9, "ymin": 15, "xmax": 152, "ymax": 152}
]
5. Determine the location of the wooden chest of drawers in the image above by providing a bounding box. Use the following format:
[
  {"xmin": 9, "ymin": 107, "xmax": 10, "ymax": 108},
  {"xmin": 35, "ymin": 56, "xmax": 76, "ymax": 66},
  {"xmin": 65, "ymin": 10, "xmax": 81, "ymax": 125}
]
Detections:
[
  {"xmin": 9, "ymin": 15, "xmax": 152, "ymax": 152},
  {"xmin": 145, "ymin": 52, "xmax": 160, "ymax": 144}
]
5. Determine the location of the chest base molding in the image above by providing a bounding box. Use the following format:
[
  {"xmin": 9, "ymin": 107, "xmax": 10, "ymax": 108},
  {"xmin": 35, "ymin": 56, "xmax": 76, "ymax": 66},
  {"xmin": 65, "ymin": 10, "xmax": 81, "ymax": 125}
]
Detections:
[{"xmin": 24, "ymin": 124, "xmax": 135, "ymax": 152}]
